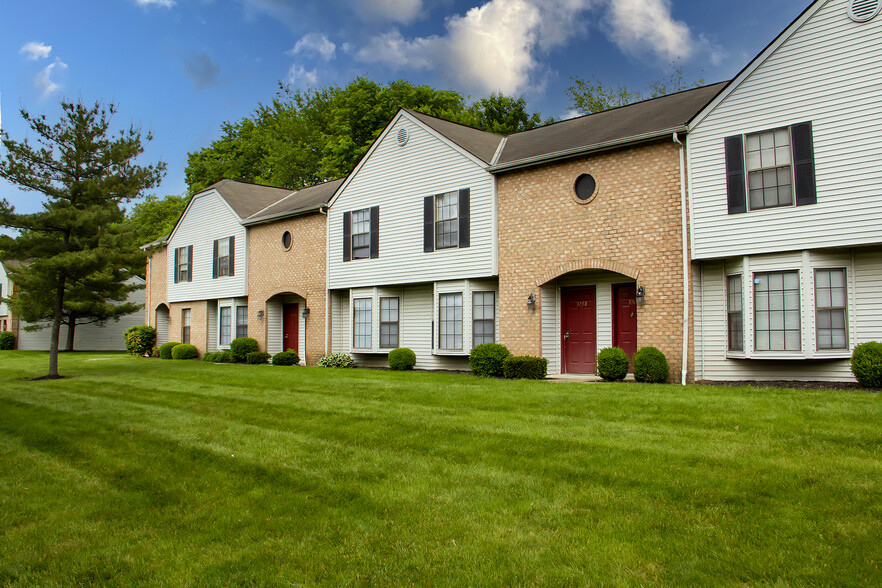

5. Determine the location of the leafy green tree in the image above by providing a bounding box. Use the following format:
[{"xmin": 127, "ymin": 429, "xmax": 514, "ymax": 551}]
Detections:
[
  {"xmin": 454, "ymin": 93, "xmax": 552, "ymax": 135},
  {"xmin": 567, "ymin": 67, "xmax": 705, "ymax": 115},
  {"xmin": 0, "ymin": 100, "xmax": 165, "ymax": 377},
  {"xmin": 127, "ymin": 193, "xmax": 190, "ymax": 245}
]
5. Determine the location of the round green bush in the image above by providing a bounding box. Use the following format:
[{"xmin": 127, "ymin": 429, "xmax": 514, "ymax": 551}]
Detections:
[
  {"xmin": 317, "ymin": 353, "xmax": 355, "ymax": 368},
  {"xmin": 851, "ymin": 341, "xmax": 882, "ymax": 388},
  {"xmin": 0, "ymin": 331, "xmax": 15, "ymax": 350},
  {"xmin": 502, "ymin": 355, "xmax": 548, "ymax": 379},
  {"xmin": 230, "ymin": 337, "xmax": 260, "ymax": 362},
  {"xmin": 124, "ymin": 325, "xmax": 156, "ymax": 356},
  {"xmin": 201, "ymin": 352, "xmax": 220, "ymax": 363},
  {"xmin": 171, "ymin": 344, "xmax": 198, "ymax": 360},
  {"xmin": 272, "ymin": 350, "xmax": 300, "ymax": 366},
  {"xmin": 246, "ymin": 351, "xmax": 272, "ymax": 365},
  {"xmin": 469, "ymin": 343, "xmax": 511, "ymax": 377},
  {"xmin": 159, "ymin": 342, "xmax": 180, "ymax": 360},
  {"xmin": 596, "ymin": 347, "xmax": 629, "ymax": 381},
  {"xmin": 389, "ymin": 348, "xmax": 417, "ymax": 370},
  {"xmin": 633, "ymin": 346, "xmax": 670, "ymax": 383}
]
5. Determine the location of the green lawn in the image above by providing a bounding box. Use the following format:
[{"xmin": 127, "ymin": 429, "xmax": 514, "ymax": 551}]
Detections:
[{"xmin": 0, "ymin": 352, "xmax": 879, "ymax": 586}]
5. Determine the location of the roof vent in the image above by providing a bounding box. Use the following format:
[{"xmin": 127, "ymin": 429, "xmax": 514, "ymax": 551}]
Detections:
[
  {"xmin": 849, "ymin": 0, "xmax": 881, "ymax": 22},
  {"xmin": 397, "ymin": 127, "xmax": 409, "ymax": 147}
]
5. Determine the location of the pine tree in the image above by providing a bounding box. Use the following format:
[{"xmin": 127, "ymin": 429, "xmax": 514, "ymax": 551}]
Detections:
[{"xmin": 0, "ymin": 100, "xmax": 165, "ymax": 378}]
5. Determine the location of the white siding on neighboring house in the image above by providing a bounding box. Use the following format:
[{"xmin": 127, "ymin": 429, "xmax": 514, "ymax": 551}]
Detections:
[
  {"xmin": 689, "ymin": 0, "xmax": 882, "ymax": 260},
  {"xmin": 167, "ymin": 191, "xmax": 248, "ymax": 303},
  {"xmin": 327, "ymin": 113, "xmax": 496, "ymax": 289},
  {"xmin": 0, "ymin": 262, "xmax": 10, "ymax": 319}
]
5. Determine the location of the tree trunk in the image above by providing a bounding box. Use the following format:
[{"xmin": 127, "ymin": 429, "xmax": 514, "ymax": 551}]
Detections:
[
  {"xmin": 65, "ymin": 317, "xmax": 76, "ymax": 352},
  {"xmin": 47, "ymin": 279, "xmax": 65, "ymax": 378}
]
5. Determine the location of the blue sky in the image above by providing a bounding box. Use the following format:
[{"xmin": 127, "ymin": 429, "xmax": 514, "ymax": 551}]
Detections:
[{"xmin": 1, "ymin": 0, "xmax": 810, "ymax": 216}]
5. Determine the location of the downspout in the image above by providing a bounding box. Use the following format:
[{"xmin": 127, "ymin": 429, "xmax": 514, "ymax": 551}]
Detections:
[
  {"xmin": 321, "ymin": 205, "xmax": 329, "ymax": 357},
  {"xmin": 673, "ymin": 133, "xmax": 689, "ymax": 386}
]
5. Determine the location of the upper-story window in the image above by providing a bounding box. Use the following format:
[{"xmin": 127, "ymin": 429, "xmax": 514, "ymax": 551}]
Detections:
[
  {"xmin": 342, "ymin": 207, "xmax": 379, "ymax": 261},
  {"xmin": 213, "ymin": 237, "xmax": 235, "ymax": 278},
  {"xmin": 174, "ymin": 246, "xmax": 192, "ymax": 283},
  {"xmin": 424, "ymin": 189, "xmax": 470, "ymax": 252},
  {"xmin": 724, "ymin": 122, "xmax": 816, "ymax": 214}
]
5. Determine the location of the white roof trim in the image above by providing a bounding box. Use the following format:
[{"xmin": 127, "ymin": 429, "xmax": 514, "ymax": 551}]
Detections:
[{"xmin": 688, "ymin": 0, "xmax": 826, "ymax": 130}]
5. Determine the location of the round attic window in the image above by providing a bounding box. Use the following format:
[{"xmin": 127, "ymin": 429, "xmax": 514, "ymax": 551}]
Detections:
[
  {"xmin": 849, "ymin": 0, "xmax": 881, "ymax": 22},
  {"xmin": 573, "ymin": 174, "xmax": 598, "ymax": 204},
  {"xmin": 282, "ymin": 231, "xmax": 292, "ymax": 250},
  {"xmin": 397, "ymin": 127, "xmax": 409, "ymax": 147}
]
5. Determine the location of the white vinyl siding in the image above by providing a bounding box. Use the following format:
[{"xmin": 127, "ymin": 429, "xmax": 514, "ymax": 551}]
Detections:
[
  {"xmin": 689, "ymin": 0, "xmax": 882, "ymax": 259},
  {"xmin": 0, "ymin": 262, "xmax": 10, "ymax": 317},
  {"xmin": 328, "ymin": 115, "xmax": 496, "ymax": 289},
  {"xmin": 167, "ymin": 191, "xmax": 247, "ymax": 302}
]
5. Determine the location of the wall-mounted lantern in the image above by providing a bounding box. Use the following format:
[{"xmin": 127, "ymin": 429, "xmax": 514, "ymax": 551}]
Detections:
[
  {"xmin": 302, "ymin": 307, "xmax": 311, "ymax": 319},
  {"xmin": 526, "ymin": 293, "xmax": 536, "ymax": 307},
  {"xmin": 257, "ymin": 310, "xmax": 265, "ymax": 320},
  {"xmin": 636, "ymin": 286, "xmax": 646, "ymax": 305}
]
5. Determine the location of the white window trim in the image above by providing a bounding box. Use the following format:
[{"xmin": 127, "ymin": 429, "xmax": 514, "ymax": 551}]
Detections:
[
  {"xmin": 433, "ymin": 279, "xmax": 498, "ymax": 356},
  {"xmin": 219, "ymin": 305, "xmax": 232, "ymax": 348},
  {"xmin": 348, "ymin": 287, "xmax": 404, "ymax": 354},
  {"xmin": 743, "ymin": 126, "xmax": 797, "ymax": 212}
]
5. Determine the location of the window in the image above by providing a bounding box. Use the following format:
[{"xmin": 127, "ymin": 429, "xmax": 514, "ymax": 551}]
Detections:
[
  {"xmin": 435, "ymin": 191, "xmax": 458, "ymax": 249},
  {"xmin": 175, "ymin": 246, "xmax": 191, "ymax": 283},
  {"xmin": 353, "ymin": 298, "xmax": 371, "ymax": 349},
  {"xmin": 217, "ymin": 239, "xmax": 230, "ymax": 276},
  {"xmin": 220, "ymin": 307, "xmax": 231, "ymax": 346},
  {"xmin": 727, "ymin": 276, "xmax": 743, "ymax": 352},
  {"xmin": 472, "ymin": 291, "xmax": 495, "ymax": 347},
  {"xmin": 754, "ymin": 271, "xmax": 800, "ymax": 351},
  {"xmin": 745, "ymin": 128, "xmax": 792, "ymax": 210},
  {"xmin": 439, "ymin": 293, "xmax": 463, "ymax": 350},
  {"xmin": 181, "ymin": 308, "xmax": 191, "ymax": 344},
  {"xmin": 379, "ymin": 297, "xmax": 399, "ymax": 349},
  {"xmin": 815, "ymin": 269, "xmax": 848, "ymax": 350},
  {"xmin": 351, "ymin": 209, "xmax": 371, "ymax": 259},
  {"xmin": 236, "ymin": 307, "xmax": 248, "ymax": 339}
]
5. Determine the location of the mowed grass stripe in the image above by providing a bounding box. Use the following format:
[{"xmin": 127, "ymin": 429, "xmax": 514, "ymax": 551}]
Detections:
[{"xmin": 0, "ymin": 351, "xmax": 880, "ymax": 585}]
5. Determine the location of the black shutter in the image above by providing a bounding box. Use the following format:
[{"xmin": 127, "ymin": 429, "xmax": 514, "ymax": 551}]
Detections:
[
  {"xmin": 458, "ymin": 188, "xmax": 470, "ymax": 248},
  {"xmin": 791, "ymin": 122, "xmax": 817, "ymax": 206},
  {"xmin": 187, "ymin": 245, "xmax": 193, "ymax": 282},
  {"xmin": 228, "ymin": 236, "xmax": 235, "ymax": 277},
  {"xmin": 174, "ymin": 247, "xmax": 180, "ymax": 284},
  {"xmin": 724, "ymin": 135, "xmax": 747, "ymax": 214},
  {"xmin": 423, "ymin": 196, "xmax": 434, "ymax": 253},
  {"xmin": 212, "ymin": 239, "xmax": 218, "ymax": 279},
  {"xmin": 342, "ymin": 211, "xmax": 351, "ymax": 262},
  {"xmin": 370, "ymin": 206, "xmax": 379, "ymax": 259}
]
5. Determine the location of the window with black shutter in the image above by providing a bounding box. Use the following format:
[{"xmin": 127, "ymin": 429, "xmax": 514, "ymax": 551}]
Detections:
[{"xmin": 425, "ymin": 188, "xmax": 471, "ymax": 251}]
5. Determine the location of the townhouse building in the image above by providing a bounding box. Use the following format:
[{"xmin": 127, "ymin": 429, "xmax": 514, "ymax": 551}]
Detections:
[{"xmin": 688, "ymin": 0, "xmax": 882, "ymax": 382}]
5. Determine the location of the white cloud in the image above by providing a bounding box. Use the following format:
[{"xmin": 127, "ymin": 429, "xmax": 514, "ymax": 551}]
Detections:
[
  {"xmin": 135, "ymin": 0, "xmax": 175, "ymax": 7},
  {"xmin": 352, "ymin": 0, "xmax": 423, "ymax": 24},
  {"xmin": 291, "ymin": 33, "xmax": 336, "ymax": 61},
  {"xmin": 356, "ymin": 29, "xmax": 436, "ymax": 70},
  {"xmin": 20, "ymin": 42, "xmax": 52, "ymax": 61},
  {"xmin": 287, "ymin": 64, "xmax": 318, "ymax": 86},
  {"xmin": 35, "ymin": 58, "xmax": 68, "ymax": 99},
  {"xmin": 605, "ymin": 0, "xmax": 694, "ymax": 62}
]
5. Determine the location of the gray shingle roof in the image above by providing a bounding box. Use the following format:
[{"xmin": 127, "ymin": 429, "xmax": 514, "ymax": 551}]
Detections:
[
  {"xmin": 243, "ymin": 178, "xmax": 343, "ymax": 225},
  {"xmin": 207, "ymin": 179, "xmax": 296, "ymax": 219},
  {"xmin": 404, "ymin": 109, "xmax": 504, "ymax": 164},
  {"xmin": 493, "ymin": 82, "xmax": 728, "ymax": 169}
]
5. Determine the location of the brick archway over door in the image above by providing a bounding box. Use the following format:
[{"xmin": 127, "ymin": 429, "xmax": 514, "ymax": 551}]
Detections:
[{"xmin": 535, "ymin": 257, "xmax": 641, "ymax": 288}]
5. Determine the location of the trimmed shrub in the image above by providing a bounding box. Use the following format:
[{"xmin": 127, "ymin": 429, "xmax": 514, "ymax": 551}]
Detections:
[
  {"xmin": 159, "ymin": 342, "xmax": 180, "ymax": 360},
  {"xmin": 503, "ymin": 355, "xmax": 548, "ymax": 379},
  {"xmin": 388, "ymin": 347, "xmax": 417, "ymax": 370},
  {"xmin": 246, "ymin": 351, "xmax": 272, "ymax": 365},
  {"xmin": 171, "ymin": 344, "xmax": 198, "ymax": 360},
  {"xmin": 0, "ymin": 331, "xmax": 14, "ymax": 350},
  {"xmin": 201, "ymin": 352, "xmax": 220, "ymax": 362},
  {"xmin": 851, "ymin": 341, "xmax": 882, "ymax": 388},
  {"xmin": 124, "ymin": 325, "xmax": 156, "ymax": 356},
  {"xmin": 633, "ymin": 346, "xmax": 670, "ymax": 383},
  {"xmin": 317, "ymin": 353, "xmax": 355, "ymax": 368},
  {"xmin": 596, "ymin": 347, "xmax": 629, "ymax": 381},
  {"xmin": 230, "ymin": 337, "xmax": 259, "ymax": 362},
  {"xmin": 272, "ymin": 350, "xmax": 300, "ymax": 366},
  {"xmin": 217, "ymin": 350, "xmax": 235, "ymax": 363},
  {"xmin": 469, "ymin": 343, "xmax": 511, "ymax": 377}
]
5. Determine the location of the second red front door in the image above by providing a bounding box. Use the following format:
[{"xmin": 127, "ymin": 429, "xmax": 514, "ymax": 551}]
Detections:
[
  {"xmin": 612, "ymin": 284, "xmax": 638, "ymax": 364},
  {"xmin": 562, "ymin": 286, "xmax": 597, "ymax": 374},
  {"xmin": 283, "ymin": 303, "xmax": 299, "ymax": 352}
]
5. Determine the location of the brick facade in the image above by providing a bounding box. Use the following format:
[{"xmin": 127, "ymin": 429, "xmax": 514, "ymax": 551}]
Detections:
[
  {"xmin": 496, "ymin": 139, "xmax": 694, "ymax": 382},
  {"xmin": 168, "ymin": 300, "xmax": 209, "ymax": 351},
  {"xmin": 247, "ymin": 213, "xmax": 327, "ymax": 365},
  {"xmin": 144, "ymin": 246, "xmax": 168, "ymax": 328}
]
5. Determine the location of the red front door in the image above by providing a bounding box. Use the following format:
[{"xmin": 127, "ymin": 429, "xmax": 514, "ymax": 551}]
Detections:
[
  {"xmin": 612, "ymin": 284, "xmax": 638, "ymax": 365},
  {"xmin": 561, "ymin": 286, "xmax": 597, "ymax": 374},
  {"xmin": 283, "ymin": 303, "xmax": 299, "ymax": 352}
]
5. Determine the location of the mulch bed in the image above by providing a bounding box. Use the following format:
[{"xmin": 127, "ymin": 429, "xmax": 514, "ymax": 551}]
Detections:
[{"xmin": 698, "ymin": 379, "xmax": 877, "ymax": 392}]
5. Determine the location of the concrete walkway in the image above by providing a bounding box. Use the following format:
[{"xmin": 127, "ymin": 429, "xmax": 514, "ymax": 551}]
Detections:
[{"xmin": 545, "ymin": 373, "xmax": 635, "ymax": 383}]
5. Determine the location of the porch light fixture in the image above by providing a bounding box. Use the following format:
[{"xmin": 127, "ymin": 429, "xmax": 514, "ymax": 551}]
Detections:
[
  {"xmin": 526, "ymin": 293, "xmax": 536, "ymax": 306},
  {"xmin": 257, "ymin": 310, "xmax": 265, "ymax": 320},
  {"xmin": 636, "ymin": 286, "xmax": 646, "ymax": 305},
  {"xmin": 302, "ymin": 307, "xmax": 310, "ymax": 318}
]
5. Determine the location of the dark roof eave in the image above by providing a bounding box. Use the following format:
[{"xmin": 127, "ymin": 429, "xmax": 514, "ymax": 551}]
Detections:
[
  {"xmin": 242, "ymin": 205, "xmax": 327, "ymax": 226},
  {"xmin": 487, "ymin": 126, "xmax": 687, "ymax": 173},
  {"xmin": 139, "ymin": 236, "xmax": 169, "ymax": 250}
]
